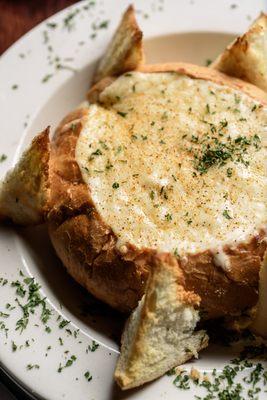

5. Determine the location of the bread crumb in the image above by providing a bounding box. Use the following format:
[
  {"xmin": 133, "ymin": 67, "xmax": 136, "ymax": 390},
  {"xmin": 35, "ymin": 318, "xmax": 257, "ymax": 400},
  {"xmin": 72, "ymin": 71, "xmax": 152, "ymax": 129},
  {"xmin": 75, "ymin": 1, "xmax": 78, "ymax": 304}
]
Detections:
[
  {"xmin": 119, "ymin": 245, "xmax": 128, "ymax": 254},
  {"xmin": 190, "ymin": 367, "xmax": 201, "ymax": 381}
]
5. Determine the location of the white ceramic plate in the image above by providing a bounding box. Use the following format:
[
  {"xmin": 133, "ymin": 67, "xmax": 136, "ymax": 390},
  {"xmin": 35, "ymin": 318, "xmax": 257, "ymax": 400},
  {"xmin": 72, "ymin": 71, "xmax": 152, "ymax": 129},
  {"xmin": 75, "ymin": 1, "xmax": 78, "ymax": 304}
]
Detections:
[{"xmin": 0, "ymin": 1, "xmax": 266, "ymax": 399}]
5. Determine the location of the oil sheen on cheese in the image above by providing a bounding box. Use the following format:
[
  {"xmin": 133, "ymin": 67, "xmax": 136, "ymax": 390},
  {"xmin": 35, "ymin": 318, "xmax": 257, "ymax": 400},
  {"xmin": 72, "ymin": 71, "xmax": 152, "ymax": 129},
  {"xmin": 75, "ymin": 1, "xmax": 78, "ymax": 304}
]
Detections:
[{"xmin": 76, "ymin": 72, "xmax": 267, "ymax": 256}]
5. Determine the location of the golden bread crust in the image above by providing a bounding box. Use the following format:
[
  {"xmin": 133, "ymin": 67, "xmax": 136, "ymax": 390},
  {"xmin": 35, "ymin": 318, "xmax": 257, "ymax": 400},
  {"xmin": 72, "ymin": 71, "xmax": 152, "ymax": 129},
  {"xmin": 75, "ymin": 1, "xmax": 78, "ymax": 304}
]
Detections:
[
  {"xmin": 48, "ymin": 64, "xmax": 267, "ymax": 317},
  {"xmin": 48, "ymin": 107, "xmax": 150, "ymax": 310},
  {"xmin": 0, "ymin": 128, "xmax": 50, "ymax": 225},
  {"xmin": 92, "ymin": 5, "xmax": 144, "ymax": 85},
  {"xmin": 115, "ymin": 253, "xmax": 209, "ymax": 390},
  {"xmin": 211, "ymin": 13, "xmax": 267, "ymax": 92}
]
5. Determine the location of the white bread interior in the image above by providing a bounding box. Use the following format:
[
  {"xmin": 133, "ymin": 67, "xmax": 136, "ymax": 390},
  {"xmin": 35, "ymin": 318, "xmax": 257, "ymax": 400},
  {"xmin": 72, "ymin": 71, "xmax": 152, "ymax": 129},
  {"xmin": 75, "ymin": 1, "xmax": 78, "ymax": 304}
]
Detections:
[
  {"xmin": 0, "ymin": 128, "xmax": 50, "ymax": 225},
  {"xmin": 211, "ymin": 13, "xmax": 267, "ymax": 92},
  {"xmin": 92, "ymin": 5, "xmax": 144, "ymax": 84},
  {"xmin": 114, "ymin": 254, "xmax": 208, "ymax": 390}
]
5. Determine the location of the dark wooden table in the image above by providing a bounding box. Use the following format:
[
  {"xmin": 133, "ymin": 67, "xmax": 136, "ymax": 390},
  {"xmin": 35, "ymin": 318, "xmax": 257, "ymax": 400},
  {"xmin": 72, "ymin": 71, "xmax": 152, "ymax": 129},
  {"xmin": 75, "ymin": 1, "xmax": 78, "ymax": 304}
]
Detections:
[{"xmin": 0, "ymin": 0, "xmax": 79, "ymax": 55}]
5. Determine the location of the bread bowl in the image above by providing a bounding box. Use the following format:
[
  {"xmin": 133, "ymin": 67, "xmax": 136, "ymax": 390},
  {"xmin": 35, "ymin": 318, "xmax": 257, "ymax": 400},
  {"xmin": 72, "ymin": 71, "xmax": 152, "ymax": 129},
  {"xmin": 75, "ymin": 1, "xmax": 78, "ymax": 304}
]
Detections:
[
  {"xmin": 0, "ymin": 7, "xmax": 266, "ymax": 388},
  {"xmin": 44, "ymin": 60, "xmax": 267, "ymax": 321}
]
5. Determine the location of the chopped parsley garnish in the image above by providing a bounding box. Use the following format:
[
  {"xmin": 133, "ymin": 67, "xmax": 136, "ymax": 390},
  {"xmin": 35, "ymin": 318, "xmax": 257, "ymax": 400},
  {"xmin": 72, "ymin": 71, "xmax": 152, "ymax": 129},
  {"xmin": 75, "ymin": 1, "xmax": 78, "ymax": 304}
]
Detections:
[
  {"xmin": 161, "ymin": 111, "xmax": 168, "ymax": 120},
  {"xmin": 219, "ymin": 119, "xmax": 228, "ymax": 129},
  {"xmin": 11, "ymin": 280, "xmax": 26, "ymax": 297},
  {"xmin": 165, "ymin": 213, "xmax": 172, "ymax": 222},
  {"xmin": 87, "ymin": 340, "xmax": 99, "ymax": 352},
  {"xmin": 234, "ymin": 94, "xmax": 241, "ymax": 104},
  {"xmin": 63, "ymin": 9, "xmax": 80, "ymax": 31},
  {"xmin": 0, "ymin": 154, "xmax": 7, "ymax": 162},
  {"xmin": 92, "ymin": 20, "xmax": 109, "ymax": 30},
  {"xmin": 59, "ymin": 320, "xmax": 70, "ymax": 329},
  {"xmin": 0, "ymin": 311, "xmax": 9, "ymax": 318},
  {"xmin": 226, "ymin": 167, "xmax": 233, "ymax": 177},
  {"xmin": 112, "ymin": 182, "xmax": 119, "ymax": 189},
  {"xmin": 205, "ymin": 59, "xmax": 212, "ymax": 66},
  {"xmin": 173, "ymin": 248, "xmax": 179, "ymax": 257},
  {"xmin": 191, "ymin": 135, "xmax": 199, "ymax": 143},
  {"xmin": 105, "ymin": 160, "xmax": 113, "ymax": 170},
  {"xmin": 168, "ymin": 339, "xmax": 267, "ymax": 398},
  {"xmin": 115, "ymin": 145, "xmax": 122, "ymax": 155},
  {"xmin": 150, "ymin": 190, "xmax": 155, "ymax": 200},
  {"xmin": 46, "ymin": 22, "xmax": 57, "ymax": 29},
  {"xmin": 12, "ymin": 341, "xmax": 17, "ymax": 352},
  {"xmin": 173, "ymin": 371, "xmax": 190, "ymax": 390},
  {"xmin": 42, "ymin": 74, "xmax": 53, "ymax": 83},
  {"xmin": 27, "ymin": 364, "xmax": 40, "ymax": 370},
  {"xmin": 192, "ymin": 132, "xmax": 261, "ymax": 174},
  {"xmin": 160, "ymin": 186, "xmax": 168, "ymax": 200},
  {"xmin": 99, "ymin": 140, "xmax": 109, "ymax": 150},
  {"xmin": 12, "ymin": 277, "xmax": 52, "ymax": 333},
  {"xmin": 117, "ymin": 111, "xmax": 127, "ymax": 118},
  {"xmin": 58, "ymin": 355, "xmax": 77, "ymax": 373},
  {"xmin": 89, "ymin": 148, "xmax": 102, "ymax": 160},
  {"xmin": 84, "ymin": 371, "xmax": 93, "ymax": 382},
  {"xmin": 223, "ymin": 209, "xmax": 232, "ymax": 220}
]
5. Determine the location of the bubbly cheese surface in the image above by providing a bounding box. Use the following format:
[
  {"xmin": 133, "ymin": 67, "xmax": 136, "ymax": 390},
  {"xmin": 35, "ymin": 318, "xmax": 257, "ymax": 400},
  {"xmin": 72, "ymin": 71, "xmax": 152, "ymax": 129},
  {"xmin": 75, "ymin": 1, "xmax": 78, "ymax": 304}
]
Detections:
[{"xmin": 76, "ymin": 72, "xmax": 267, "ymax": 255}]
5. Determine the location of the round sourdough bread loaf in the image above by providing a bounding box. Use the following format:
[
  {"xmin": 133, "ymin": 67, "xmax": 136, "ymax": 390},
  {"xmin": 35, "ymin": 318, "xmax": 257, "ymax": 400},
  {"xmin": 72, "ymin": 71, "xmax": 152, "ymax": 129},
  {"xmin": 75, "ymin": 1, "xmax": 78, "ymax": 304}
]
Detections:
[{"xmin": 48, "ymin": 63, "xmax": 267, "ymax": 318}]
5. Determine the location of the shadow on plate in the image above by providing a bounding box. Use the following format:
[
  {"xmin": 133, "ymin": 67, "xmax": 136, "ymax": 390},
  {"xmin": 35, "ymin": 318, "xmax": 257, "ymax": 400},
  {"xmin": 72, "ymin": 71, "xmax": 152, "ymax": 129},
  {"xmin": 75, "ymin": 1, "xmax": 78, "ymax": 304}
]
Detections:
[{"xmin": 16, "ymin": 224, "xmax": 125, "ymax": 345}]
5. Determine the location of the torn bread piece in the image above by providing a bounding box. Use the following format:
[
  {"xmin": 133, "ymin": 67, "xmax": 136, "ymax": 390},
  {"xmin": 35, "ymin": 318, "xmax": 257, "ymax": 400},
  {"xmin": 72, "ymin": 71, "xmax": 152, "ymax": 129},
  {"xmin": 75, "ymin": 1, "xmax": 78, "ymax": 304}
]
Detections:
[
  {"xmin": 91, "ymin": 5, "xmax": 144, "ymax": 85},
  {"xmin": 250, "ymin": 251, "xmax": 267, "ymax": 338},
  {"xmin": 211, "ymin": 13, "xmax": 267, "ymax": 92},
  {"xmin": 114, "ymin": 253, "xmax": 208, "ymax": 390},
  {"xmin": 0, "ymin": 127, "xmax": 50, "ymax": 225}
]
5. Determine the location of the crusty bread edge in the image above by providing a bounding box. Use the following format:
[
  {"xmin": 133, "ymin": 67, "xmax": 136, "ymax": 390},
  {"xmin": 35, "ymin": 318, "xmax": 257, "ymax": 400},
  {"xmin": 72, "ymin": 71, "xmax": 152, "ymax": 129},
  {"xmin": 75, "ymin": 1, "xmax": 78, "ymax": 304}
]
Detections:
[
  {"xmin": 211, "ymin": 13, "xmax": 267, "ymax": 92},
  {"xmin": 88, "ymin": 62, "xmax": 267, "ymax": 104},
  {"xmin": 0, "ymin": 128, "xmax": 50, "ymax": 225},
  {"xmin": 92, "ymin": 5, "xmax": 144, "ymax": 85},
  {"xmin": 114, "ymin": 254, "xmax": 209, "ymax": 390}
]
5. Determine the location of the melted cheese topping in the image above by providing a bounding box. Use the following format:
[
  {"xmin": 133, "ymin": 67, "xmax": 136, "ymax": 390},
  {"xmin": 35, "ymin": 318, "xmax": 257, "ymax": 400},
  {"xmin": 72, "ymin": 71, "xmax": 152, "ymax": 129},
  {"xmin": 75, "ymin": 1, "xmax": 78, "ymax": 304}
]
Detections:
[{"xmin": 76, "ymin": 72, "xmax": 267, "ymax": 255}]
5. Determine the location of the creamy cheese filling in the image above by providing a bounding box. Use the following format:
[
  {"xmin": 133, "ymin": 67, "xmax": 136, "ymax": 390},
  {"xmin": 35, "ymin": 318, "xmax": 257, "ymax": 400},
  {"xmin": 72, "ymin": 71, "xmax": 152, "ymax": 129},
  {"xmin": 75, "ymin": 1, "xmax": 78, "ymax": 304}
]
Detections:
[{"xmin": 76, "ymin": 72, "xmax": 267, "ymax": 256}]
